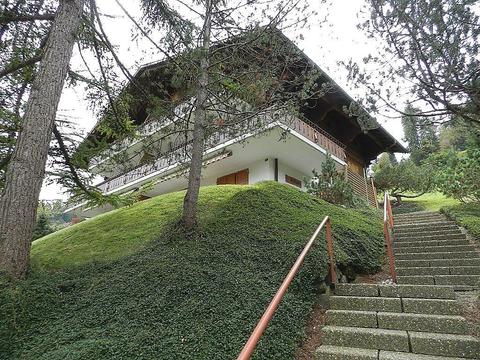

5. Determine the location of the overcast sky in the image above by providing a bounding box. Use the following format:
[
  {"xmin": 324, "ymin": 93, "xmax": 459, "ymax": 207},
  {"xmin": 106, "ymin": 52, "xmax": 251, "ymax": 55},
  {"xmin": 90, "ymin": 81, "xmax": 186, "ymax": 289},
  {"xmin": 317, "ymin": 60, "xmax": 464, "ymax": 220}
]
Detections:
[{"xmin": 40, "ymin": 0, "xmax": 406, "ymax": 200}]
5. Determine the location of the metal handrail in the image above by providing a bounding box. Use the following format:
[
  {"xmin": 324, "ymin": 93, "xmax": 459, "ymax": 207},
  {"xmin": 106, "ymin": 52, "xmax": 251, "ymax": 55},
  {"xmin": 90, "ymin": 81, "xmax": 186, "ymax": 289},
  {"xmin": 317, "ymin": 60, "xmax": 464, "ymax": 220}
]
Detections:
[
  {"xmin": 383, "ymin": 192, "xmax": 397, "ymax": 283},
  {"xmin": 236, "ymin": 216, "xmax": 336, "ymax": 360}
]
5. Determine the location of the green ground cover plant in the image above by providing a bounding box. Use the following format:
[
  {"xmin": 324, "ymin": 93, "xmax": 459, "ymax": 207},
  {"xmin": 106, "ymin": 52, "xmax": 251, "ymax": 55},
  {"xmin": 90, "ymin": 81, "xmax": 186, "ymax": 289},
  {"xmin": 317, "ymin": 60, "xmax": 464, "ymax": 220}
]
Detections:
[
  {"xmin": 0, "ymin": 182, "xmax": 384, "ymax": 360},
  {"xmin": 442, "ymin": 203, "xmax": 480, "ymax": 241}
]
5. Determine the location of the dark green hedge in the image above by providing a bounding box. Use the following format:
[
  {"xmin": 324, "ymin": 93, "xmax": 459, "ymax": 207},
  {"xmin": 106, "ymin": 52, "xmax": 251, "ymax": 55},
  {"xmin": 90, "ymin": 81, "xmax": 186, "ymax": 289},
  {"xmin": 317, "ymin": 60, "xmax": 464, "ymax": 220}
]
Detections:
[{"xmin": 0, "ymin": 182, "xmax": 383, "ymax": 360}]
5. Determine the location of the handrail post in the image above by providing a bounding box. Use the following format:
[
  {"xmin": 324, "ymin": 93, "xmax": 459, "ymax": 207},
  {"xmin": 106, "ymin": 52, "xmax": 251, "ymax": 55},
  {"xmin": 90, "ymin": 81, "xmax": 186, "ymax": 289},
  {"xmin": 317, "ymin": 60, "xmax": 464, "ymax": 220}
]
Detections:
[
  {"xmin": 383, "ymin": 221, "xmax": 397, "ymax": 284},
  {"xmin": 387, "ymin": 197, "xmax": 394, "ymax": 229},
  {"xmin": 325, "ymin": 218, "xmax": 337, "ymax": 285},
  {"xmin": 370, "ymin": 177, "xmax": 379, "ymax": 209},
  {"xmin": 384, "ymin": 192, "xmax": 397, "ymax": 283}
]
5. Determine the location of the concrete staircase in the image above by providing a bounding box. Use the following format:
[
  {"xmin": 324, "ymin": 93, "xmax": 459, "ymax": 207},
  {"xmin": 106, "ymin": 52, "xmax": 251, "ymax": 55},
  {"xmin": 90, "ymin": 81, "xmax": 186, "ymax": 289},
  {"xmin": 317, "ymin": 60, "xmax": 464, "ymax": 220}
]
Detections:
[
  {"xmin": 394, "ymin": 212, "xmax": 480, "ymax": 290},
  {"xmin": 316, "ymin": 212, "xmax": 480, "ymax": 359},
  {"xmin": 316, "ymin": 284, "xmax": 479, "ymax": 359}
]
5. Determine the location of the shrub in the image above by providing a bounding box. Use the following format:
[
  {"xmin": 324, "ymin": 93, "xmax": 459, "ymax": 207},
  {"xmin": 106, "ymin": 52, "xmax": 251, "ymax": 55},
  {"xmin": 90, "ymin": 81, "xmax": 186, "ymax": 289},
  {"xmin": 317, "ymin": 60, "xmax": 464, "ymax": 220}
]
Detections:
[
  {"xmin": 305, "ymin": 154, "xmax": 354, "ymax": 206},
  {"xmin": 430, "ymin": 146, "xmax": 480, "ymax": 204}
]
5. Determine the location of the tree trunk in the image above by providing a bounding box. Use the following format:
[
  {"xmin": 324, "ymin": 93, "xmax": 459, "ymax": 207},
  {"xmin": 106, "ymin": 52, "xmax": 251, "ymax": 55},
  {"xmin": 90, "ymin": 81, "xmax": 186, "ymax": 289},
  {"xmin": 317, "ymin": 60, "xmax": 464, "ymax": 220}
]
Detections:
[
  {"xmin": 182, "ymin": 0, "xmax": 212, "ymax": 230},
  {"xmin": 0, "ymin": 0, "xmax": 85, "ymax": 278}
]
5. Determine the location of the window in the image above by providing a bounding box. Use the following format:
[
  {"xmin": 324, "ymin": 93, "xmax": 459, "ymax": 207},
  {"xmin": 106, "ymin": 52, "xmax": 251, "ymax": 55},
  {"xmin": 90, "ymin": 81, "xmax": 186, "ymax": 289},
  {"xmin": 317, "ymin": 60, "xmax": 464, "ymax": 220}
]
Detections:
[{"xmin": 285, "ymin": 174, "xmax": 302, "ymax": 188}]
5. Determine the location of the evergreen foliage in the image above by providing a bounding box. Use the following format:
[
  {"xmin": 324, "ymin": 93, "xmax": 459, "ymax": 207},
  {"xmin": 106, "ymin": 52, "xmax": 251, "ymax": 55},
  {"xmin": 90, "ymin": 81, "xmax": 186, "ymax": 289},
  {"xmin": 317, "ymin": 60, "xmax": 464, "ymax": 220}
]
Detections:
[
  {"xmin": 346, "ymin": 0, "xmax": 480, "ymax": 125},
  {"xmin": 401, "ymin": 106, "xmax": 439, "ymax": 165},
  {"xmin": 32, "ymin": 213, "xmax": 53, "ymax": 241},
  {"xmin": 373, "ymin": 156, "xmax": 433, "ymax": 203},
  {"xmin": 429, "ymin": 144, "xmax": 480, "ymax": 204},
  {"xmin": 305, "ymin": 154, "xmax": 354, "ymax": 206}
]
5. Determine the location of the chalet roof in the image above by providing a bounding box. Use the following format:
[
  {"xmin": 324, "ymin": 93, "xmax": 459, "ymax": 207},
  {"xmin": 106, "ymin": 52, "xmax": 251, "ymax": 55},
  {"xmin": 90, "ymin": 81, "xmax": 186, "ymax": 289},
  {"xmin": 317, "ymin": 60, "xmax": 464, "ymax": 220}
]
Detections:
[{"xmin": 82, "ymin": 28, "xmax": 406, "ymax": 162}]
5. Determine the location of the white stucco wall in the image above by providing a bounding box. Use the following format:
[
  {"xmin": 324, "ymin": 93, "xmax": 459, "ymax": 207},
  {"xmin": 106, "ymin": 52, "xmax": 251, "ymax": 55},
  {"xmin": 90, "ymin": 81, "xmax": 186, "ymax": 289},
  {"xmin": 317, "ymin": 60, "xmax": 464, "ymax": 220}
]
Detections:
[
  {"xmin": 201, "ymin": 157, "xmax": 275, "ymax": 186},
  {"xmin": 277, "ymin": 161, "xmax": 309, "ymax": 190}
]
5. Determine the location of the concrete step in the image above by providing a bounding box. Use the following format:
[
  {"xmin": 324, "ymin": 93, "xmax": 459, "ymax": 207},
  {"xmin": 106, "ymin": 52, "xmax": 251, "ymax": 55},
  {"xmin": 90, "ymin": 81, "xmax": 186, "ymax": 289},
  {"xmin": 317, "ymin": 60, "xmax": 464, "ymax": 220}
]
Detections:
[
  {"xmin": 378, "ymin": 284, "xmax": 455, "ymax": 300},
  {"xmin": 315, "ymin": 345, "xmax": 377, "ymax": 360},
  {"xmin": 394, "ymin": 239, "xmax": 469, "ymax": 248},
  {"xmin": 335, "ymin": 283, "xmax": 380, "ymax": 297},
  {"xmin": 332, "ymin": 294, "xmax": 459, "ymax": 315},
  {"xmin": 410, "ymin": 331, "xmax": 480, "ymax": 358},
  {"xmin": 326, "ymin": 310, "xmax": 377, "ymax": 328},
  {"xmin": 330, "ymin": 295, "xmax": 402, "ymax": 312},
  {"xmin": 395, "ymin": 245, "xmax": 475, "ymax": 254},
  {"xmin": 395, "ymin": 224, "xmax": 458, "ymax": 233},
  {"xmin": 316, "ymin": 346, "xmax": 474, "ymax": 360},
  {"xmin": 395, "ymin": 231, "xmax": 467, "ymax": 242},
  {"xmin": 395, "ymin": 212, "xmax": 445, "ymax": 220},
  {"xmin": 396, "ymin": 266, "xmax": 480, "ymax": 276},
  {"xmin": 379, "ymin": 350, "xmax": 467, "ymax": 360},
  {"xmin": 395, "ymin": 211, "xmax": 441, "ymax": 217},
  {"xmin": 395, "ymin": 220, "xmax": 456, "ymax": 227},
  {"xmin": 398, "ymin": 275, "xmax": 436, "ymax": 285},
  {"xmin": 435, "ymin": 275, "xmax": 480, "ymax": 287},
  {"xmin": 378, "ymin": 312, "xmax": 468, "ymax": 335},
  {"xmin": 327, "ymin": 310, "xmax": 468, "ymax": 335},
  {"xmin": 395, "ymin": 251, "xmax": 479, "ymax": 260},
  {"xmin": 396, "ymin": 228, "xmax": 463, "ymax": 236},
  {"xmin": 402, "ymin": 298, "xmax": 460, "ymax": 315},
  {"xmin": 335, "ymin": 283, "xmax": 456, "ymax": 299},
  {"xmin": 395, "ymin": 258, "xmax": 480, "ymax": 268},
  {"xmin": 395, "ymin": 227, "xmax": 461, "ymax": 236},
  {"xmin": 322, "ymin": 325, "xmax": 410, "ymax": 352},
  {"xmin": 398, "ymin": 275, "xmax": 480, "ymax": 287},
  {"xmin": 397, "ymin": 267, "xmax": 449, "ymax": 276},
  {"xmin": 395, "ymin": 217, "xmax": 447, "ymax": 225}
]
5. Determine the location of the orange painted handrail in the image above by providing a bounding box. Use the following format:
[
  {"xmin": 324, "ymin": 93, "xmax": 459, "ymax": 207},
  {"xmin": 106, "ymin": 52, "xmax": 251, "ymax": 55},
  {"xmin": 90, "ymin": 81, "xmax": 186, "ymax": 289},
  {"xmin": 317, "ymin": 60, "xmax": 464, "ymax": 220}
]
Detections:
[
  {"xmin": 237, "ymin": 216, "xmax": 336, "ymax": 360},
  {"xmin": 383, "ymin": 192, "xmax": 397, "ymax": 283}
]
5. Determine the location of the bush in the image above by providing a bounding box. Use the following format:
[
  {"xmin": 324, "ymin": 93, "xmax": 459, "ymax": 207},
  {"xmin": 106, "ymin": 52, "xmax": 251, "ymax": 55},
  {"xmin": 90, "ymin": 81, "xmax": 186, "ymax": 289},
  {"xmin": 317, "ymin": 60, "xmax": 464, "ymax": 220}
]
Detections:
[
  {"xmin": 305, "ymin": 154, "xmax": 354, "ymax": 206},
  {"xmin": 430, "ymin": 146, "xmax": 480, "ymax": 204}
]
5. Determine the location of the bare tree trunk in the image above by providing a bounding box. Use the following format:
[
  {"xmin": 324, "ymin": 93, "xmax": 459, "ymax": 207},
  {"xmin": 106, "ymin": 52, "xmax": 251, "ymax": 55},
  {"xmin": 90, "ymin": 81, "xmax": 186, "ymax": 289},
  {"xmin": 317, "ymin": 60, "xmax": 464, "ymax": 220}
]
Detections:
[
  {"xmin": 0, "ymin": 0, "xmax": 85, "ymax": 278},
  {"xmin": 182, "ymin": 0, "xmax": 212, "ymax": 230}
]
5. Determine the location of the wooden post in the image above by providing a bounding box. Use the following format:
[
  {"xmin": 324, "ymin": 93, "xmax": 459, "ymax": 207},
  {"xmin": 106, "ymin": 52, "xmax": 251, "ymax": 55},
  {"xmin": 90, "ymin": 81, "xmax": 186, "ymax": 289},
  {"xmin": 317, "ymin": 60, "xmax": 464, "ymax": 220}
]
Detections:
[{"xmin": 370, "ymin": 177, "xmax": 379, "ymax": 209}]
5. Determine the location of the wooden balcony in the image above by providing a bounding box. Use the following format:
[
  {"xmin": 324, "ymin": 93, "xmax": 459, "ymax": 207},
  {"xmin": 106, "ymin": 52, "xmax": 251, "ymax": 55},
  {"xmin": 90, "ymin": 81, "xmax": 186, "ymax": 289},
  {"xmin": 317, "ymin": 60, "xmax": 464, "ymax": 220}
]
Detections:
[
  {"xmin": 96, "ymin": 115, "xmax": 347, "ymax": 194},
  {"xmin": 289, "ymin": 117, "xmax": 346, "ymax": 161}
]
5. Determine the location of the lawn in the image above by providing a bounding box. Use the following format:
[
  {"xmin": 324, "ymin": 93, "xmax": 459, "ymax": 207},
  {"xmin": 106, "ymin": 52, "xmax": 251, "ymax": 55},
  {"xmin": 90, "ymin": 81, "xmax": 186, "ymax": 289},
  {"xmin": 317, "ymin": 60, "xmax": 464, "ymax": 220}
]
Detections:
[
  {"xmin": 403, "ymin": 192, "xmax": 460, "ymax": 212},
  {"xmin": 0, "ymin": 182, "xmax": 384, "ymax": 360},
  {"xmin": 391, "ymin": 192, "xmax": 460, "ymax": 214}
]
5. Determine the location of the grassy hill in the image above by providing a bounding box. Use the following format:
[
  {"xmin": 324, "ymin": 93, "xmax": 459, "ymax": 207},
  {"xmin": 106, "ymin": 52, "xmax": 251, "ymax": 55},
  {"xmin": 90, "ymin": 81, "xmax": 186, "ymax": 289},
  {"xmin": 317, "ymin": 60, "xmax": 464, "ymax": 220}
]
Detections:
[{"xmin": 0, "ymin": 182, "xmax": 384, "ymax": 360}]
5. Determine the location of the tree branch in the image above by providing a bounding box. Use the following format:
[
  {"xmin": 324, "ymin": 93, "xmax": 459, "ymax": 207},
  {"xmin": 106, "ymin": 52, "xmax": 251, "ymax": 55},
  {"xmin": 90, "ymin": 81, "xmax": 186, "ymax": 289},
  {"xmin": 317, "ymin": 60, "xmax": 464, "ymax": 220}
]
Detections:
[
  {"xmin": 0, "ymin": 53, "xmax": 43, "ymax": 78},
  {"xmin": 0, "ymin": 12, "xmax": 55, "ymax": 25}
]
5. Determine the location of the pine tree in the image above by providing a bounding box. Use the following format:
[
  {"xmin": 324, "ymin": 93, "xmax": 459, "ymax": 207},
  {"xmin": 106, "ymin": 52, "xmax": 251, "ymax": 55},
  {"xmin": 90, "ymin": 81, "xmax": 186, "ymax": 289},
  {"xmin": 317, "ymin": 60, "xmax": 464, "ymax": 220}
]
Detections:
[{"xmin": 0, "ymin": 0, "xmax": 86, "ymax": 278}]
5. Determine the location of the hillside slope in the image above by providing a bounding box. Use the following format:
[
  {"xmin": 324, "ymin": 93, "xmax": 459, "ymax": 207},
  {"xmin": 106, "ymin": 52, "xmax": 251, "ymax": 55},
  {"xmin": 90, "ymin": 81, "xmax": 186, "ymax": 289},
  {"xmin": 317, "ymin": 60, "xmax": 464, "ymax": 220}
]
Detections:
[{"xmin": 0, "ymin": 182, "xmax": 384, "ymax": 360}]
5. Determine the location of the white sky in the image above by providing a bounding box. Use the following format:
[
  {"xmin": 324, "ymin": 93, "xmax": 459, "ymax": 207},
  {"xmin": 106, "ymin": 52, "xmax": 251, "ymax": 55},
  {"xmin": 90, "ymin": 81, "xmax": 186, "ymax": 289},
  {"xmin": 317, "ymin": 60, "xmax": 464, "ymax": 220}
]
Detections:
[{"xmin": 40, "ymin": 0, "xmax": 406, "ymax": 200}]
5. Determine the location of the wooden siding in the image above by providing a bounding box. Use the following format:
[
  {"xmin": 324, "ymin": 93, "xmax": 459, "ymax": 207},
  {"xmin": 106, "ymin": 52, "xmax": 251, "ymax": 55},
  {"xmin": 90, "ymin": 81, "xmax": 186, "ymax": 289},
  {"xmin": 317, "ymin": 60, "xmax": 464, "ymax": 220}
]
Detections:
[{"xmin": 346, "ymin": 169, "xmax": 377, "ymax": 207}]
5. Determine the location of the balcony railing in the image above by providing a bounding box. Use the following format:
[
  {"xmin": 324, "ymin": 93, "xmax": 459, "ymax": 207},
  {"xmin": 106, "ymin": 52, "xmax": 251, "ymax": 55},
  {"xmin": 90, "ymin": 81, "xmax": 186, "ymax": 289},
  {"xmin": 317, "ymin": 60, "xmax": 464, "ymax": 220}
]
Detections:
[
  {"xmin": 95, "ymin": 114, "xmax": 346, "ymax": 193},
  {"xmin": 289, "ymin": 117, "xmax": 346, "ymax": 160}
]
